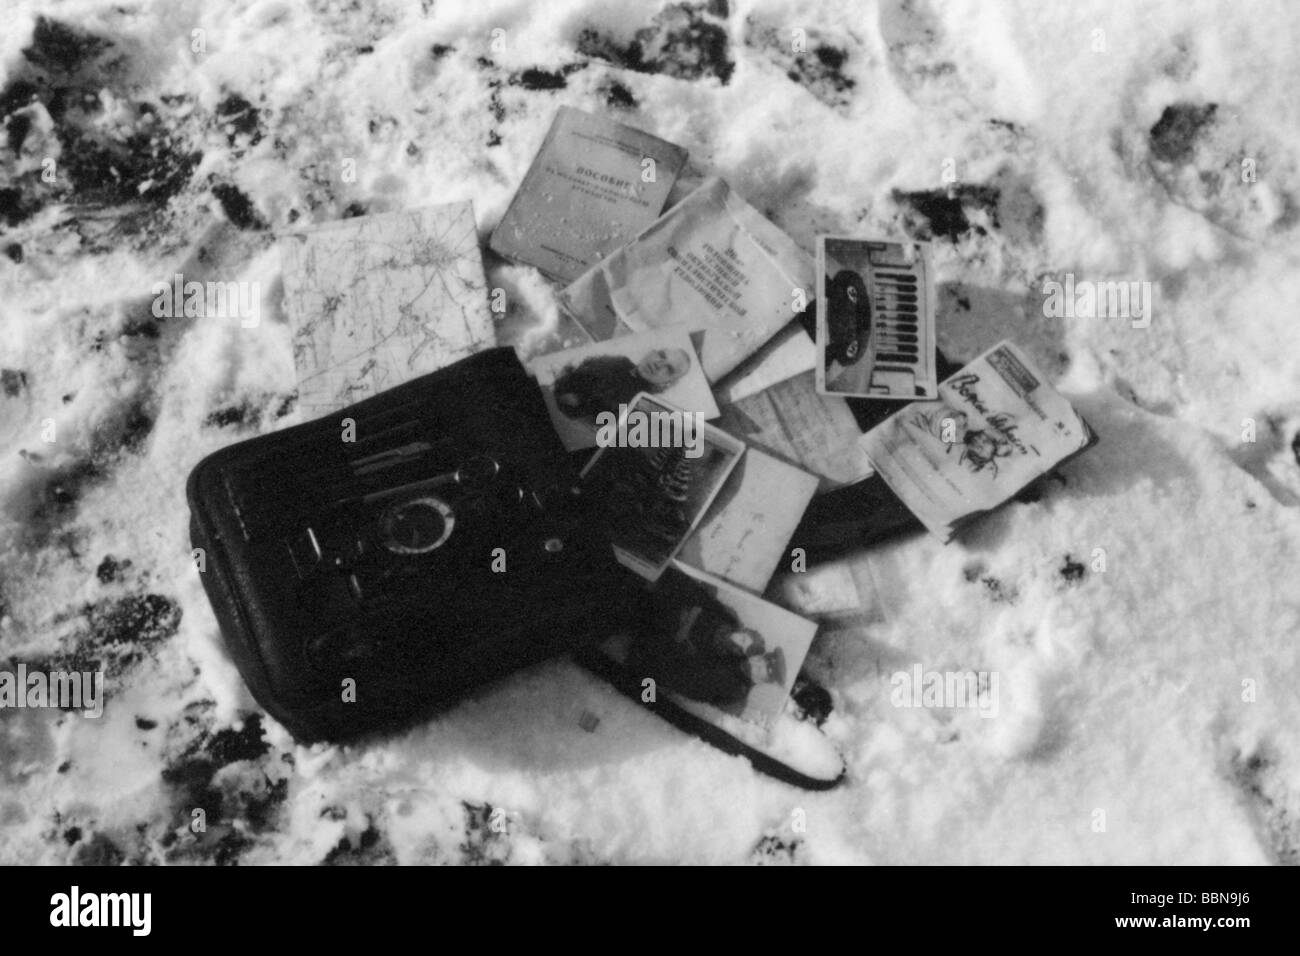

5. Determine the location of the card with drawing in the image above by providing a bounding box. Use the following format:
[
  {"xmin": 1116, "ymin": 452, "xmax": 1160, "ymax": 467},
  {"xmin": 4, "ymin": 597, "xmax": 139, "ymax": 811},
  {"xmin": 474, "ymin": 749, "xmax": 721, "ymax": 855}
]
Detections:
[{"xmin": 861, "ymin": 340, "xmax": 1096, "ymax": 542}]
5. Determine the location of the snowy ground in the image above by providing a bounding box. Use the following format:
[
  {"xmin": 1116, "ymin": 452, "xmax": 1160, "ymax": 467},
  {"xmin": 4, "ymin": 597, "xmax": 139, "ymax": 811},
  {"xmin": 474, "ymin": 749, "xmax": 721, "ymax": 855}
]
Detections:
[{"xmin": 2, "ymin": 0, "xmax": 1299, "ymax": 864}]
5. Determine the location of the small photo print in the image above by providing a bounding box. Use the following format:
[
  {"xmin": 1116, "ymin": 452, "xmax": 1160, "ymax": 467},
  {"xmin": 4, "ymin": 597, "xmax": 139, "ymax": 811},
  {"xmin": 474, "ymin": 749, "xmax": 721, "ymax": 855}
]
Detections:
[
  {"xmin": 579, "ymin": 394, "xmax": 743, "ymax": 581},
  {"xmin": 816, "ymin": 237, "xmax": 937, "ymax": 400},
  {"xmin": 529, "ymin": 328, "xmax": 720, "ymax": 451},
  {"xmin": 628, "ymin": 562, "xmax": 817, "ymax": 726}
]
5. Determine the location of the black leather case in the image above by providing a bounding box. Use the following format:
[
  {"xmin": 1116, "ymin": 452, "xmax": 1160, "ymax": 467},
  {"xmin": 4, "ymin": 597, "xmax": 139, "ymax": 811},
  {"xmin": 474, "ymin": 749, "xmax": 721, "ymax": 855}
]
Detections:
[{"xmin": 187, "ymin": 348, "xmax": 640, "ymax": 742}]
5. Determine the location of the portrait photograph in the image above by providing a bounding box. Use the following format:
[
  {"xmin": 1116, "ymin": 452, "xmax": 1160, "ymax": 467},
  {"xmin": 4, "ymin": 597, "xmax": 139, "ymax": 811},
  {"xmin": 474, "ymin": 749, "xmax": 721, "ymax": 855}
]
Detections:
[{"xmin": 528, "ymin": 327, "xmax": 719, "ymax": 451}]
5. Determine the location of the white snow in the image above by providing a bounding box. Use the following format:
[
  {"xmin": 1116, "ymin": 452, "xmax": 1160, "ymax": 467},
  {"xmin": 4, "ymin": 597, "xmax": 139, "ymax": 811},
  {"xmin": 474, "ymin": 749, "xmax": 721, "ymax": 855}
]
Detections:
[{"xmin": 1, "ymin": 0, "xmax": 1298, "ymax": 864}]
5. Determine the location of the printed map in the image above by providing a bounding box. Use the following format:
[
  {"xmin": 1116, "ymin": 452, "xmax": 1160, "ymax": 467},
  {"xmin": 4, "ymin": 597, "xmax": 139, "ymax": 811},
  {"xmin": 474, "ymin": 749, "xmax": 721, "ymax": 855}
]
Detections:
[{"xmin": 282, "ymin": 203, "xmax": 492, "ymax": 415}]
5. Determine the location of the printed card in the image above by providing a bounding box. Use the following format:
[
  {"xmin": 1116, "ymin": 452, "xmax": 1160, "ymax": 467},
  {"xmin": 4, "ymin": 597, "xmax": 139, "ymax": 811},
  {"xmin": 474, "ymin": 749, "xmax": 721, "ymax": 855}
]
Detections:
[
  {"xmin": 489, "ymin": 107, "xmax": 688, "ymax": 283},
  {"xmin": 561, "ymin": 177, "xmax": 817, "ymax": 384},
  {"xmin": 714, "ymin": 370, "xmax": 873, "ymax": 490}
]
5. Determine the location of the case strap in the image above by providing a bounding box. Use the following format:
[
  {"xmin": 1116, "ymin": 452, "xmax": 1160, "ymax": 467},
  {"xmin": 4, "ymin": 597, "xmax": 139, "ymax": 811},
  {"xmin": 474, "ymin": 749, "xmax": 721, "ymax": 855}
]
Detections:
[{"xmin": 574, "ymin": 646, "xmax": 846, "ymax": 792}]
